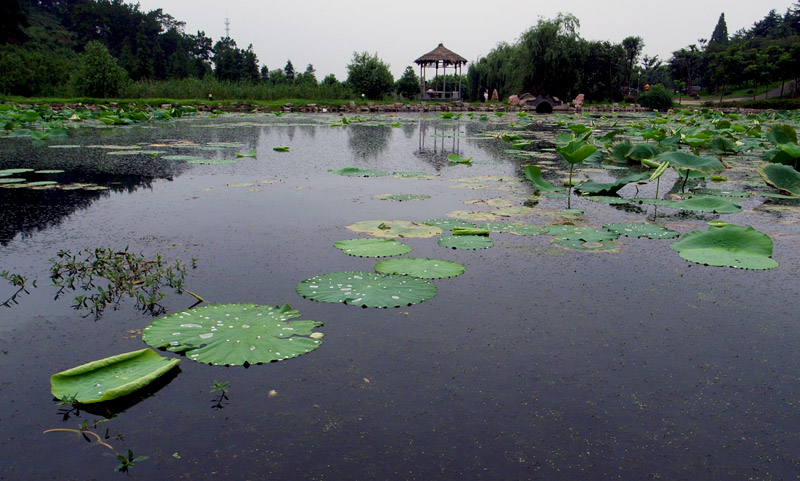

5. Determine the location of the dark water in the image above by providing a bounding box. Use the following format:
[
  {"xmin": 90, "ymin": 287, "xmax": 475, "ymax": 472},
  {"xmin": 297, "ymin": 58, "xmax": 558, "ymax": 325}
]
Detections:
[{"xmin": 1, "ymin": 113, "xmax": 799, "ymax": 480}]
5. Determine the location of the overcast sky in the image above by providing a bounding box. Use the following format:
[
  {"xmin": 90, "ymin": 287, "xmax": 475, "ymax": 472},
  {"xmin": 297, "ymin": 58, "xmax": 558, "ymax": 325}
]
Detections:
[{"xmin": 131, "ymin": 0, "xmax": 797, "ymax": 80}]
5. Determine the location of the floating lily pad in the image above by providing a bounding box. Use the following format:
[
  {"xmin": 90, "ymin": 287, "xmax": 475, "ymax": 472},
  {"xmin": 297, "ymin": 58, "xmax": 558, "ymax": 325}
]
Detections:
[
  {"xmin": 347, "ymin": 220, "xmax": 442, "ymax": 238},
  {"xmin": 465, "ymin": 198, "xmax": 514, "ymax": 208},
  {"xmin": 691, "ymin": 188, "xmax": 753, "ymax": 198},
  {"xmin": 446, "ymin": 210, "xmax": 499, "ymax": 221},
  {"xmin": 34, "ymin": 170, "xmax": 65, "ymax": 174},
  {"xmin": 423, "ymin": 219, "xmax": 477, "ymax": 231},
  {"xmin": 162, "ymin": 155, "xmax": 206, "ymax": 161},
  {"xmin": 553, "ymin": 239, "xmax": 621, "ymax": 252},
  {"xmin": 50, "ymin": 348, "xmax": 179, "ymax": 403},
  {"xmin": 438, "ymin": 235, "xmax": 494, "ymax": 250},
  {"xmin": 447, "ymin": 154, "xmax": 473, "ymax": 165},
  {"xmin": 206, "ymin": 142, "xmax": 245, "ymax": 148},
  {"xmin": 493, "ymin": 206, "xmax": 534, "ymax": 217},
  {"xmin": 143, "ymin": 304, "xmax": 323, "ymax": 365},
  {"xmin": 273, "ymin": 146, "xmax": 290, "ymax": 152},
  {"xmin": 545, "ymin": 225, "xmax": 619, "ymax": 242},
  {"xmin": 187, "ymin": 159, "xmax": 238, "ymax": 165},
  {"xmin": 670, "ymin": 197, "xmax": 742, "ymax": 213},
  {"xmin": 333, "ymin": 238, "xmax": 412, "ymax": 258},
  {"xmin": 669, "ymin": 225, "xmax": 778, "ymax": 269},
  {"xmin": 0, "ymin": 178, "xmax": 27, "ymax": 184},
  {"xmin": 0, "ymin": 168, "xmax": 34, "ymax": 176},
  {"xmin": 374, "ymin": 194, "xmax": 431, "ymax": 202},
  {"xmin": 25, "ymin": 181, "xmax": 58, "ymax": 186},
  {"xmin": 603, "ymin": 222, "xmax": 679, "ymax": 239},
  {"xmin": 236, "ymin": 150, "xmax": 258, "ymax": 157},
  {"xmin": 483, "ymin": 222, "xmax": 546, "ymax": 235},
  {"xmin": 296, "ymin": 271, "xmax": 436, "ymax": 308},
  {"xmin": 757, "ymin": 163, "xmax": 800, "ymax": 196},
  {"xmin": 329, "ymin": 167, "xmax": 390, "ymax": 177},
  {"xmin": 393, "ymin": 171, "xmax": 435, "ymax": 179},
  {"xmin": 374, "ymin": 258, "xmax": 465, "ymax": 279}
]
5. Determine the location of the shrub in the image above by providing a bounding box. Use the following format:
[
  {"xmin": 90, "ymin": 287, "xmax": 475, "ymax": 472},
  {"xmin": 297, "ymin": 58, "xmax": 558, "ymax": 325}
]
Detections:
[
  {"xmin": 70, "ymin": 41, "xmax": 129, "ymax": 98},
  {"xmin": 637, "ymin": 84, "xmax": 673, "ymax": 111}
]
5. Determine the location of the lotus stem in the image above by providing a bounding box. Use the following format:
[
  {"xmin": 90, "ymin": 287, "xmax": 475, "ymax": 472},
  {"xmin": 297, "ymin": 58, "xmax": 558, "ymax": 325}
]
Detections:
[
  {"xmin": 681, "ymin": 170, "xmax": 689, "ymax": 193},
  {"xmin": 184, "ymin": 289, "xmax": 205, "ymax": 303},
  {"xmin": 43, "ymin": 428, "xmax": 115, "ymax": 451},
  {"xmin": 568, "ymin": 165, "xmax": 574, "ymax": 209}
]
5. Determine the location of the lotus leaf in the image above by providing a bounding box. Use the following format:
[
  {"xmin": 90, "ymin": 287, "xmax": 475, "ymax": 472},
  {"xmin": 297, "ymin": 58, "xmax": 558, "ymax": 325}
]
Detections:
[
  {"xmin": 758, "ymin": 163, "xmax": 800, "ymax": 196},
  {"xmin": 187, "ymin": 159, "xmax": 238, "ymax": 165},
  {"xmin": 438, "ymin": 235, "xmax": 494, "ymax": 250},
  {"xmin": 556, "ymin": 141, "xmax": 599, "ymax": 164},
  {"xmin": 452, "ymin": 227, "xmax": 490, "ymax": 236},
  {"xmin": 767, "ymin": 124, "xmax": 797, "ymax": 146},
  {"xmin": 329, "ymin": 167, "xmax": 390, "ymax": 177},
  {"xmin": 603, "ymin": 222, "xmax": 679, "ymax": 239},
  {"xmin": 423, "ymin": 219, "xmax": 477, "ymax": 231},
  {"xmin": 493, "ymin": 206, "xmax": 534, "ymax": 217},
  {"xmin": 585, "ymin": 196, "xmax": 631, "ymax": 205},
  {"xmin": 0, "ymin": 168, "xmax": 33, "ymax": 175},
  {"xmin": 655, "ymin": 151, "xmax": 724, "ymax": 174},
  {"xmin": 296, "ymin": 271, "xmax": 436, "ymax": 307},
  {"xmin": 34, "ymin": 170, "xmax": 65, "ymax": 174},
  {"xmin": 545, "ymin": 225, "xmax": 619, "ymax": 242},
  {"xmin": 553, "ymin": 239, "xmax": 620, "ymax": 252},
  {"xmin": 273, "ymin": 146, "xmax": 290, "ymax": 152},
  {"xmin": 374, "ymin": 257, "xmax": 465, "ymax": 279},
  {"xmin": 26, "ymin": 181, "xmax": 58, "ymax": 186},
  {"xmin": 483, "ymin": 222, "xmax": 546, "ymax": 235},
  {"xmin": 143, "ymin": 304, "xmax": 323, "ymax": 365},
  {"xmin": 523, "ymin": 165, "xmax": 562, "ymax": 193},
  {"xmin": 163, "ymin": 155, "xmax": 206, "ymax": 161},
  {"xmin": 375, "ymin": 194, "xmax": 431, "ymax": 202},
  {"xmin": 671, "ymin": 197, "xmax": 742, "ymax": 213},
  {"xmin": 691, "ymin": 188, "xmax": 752, "ymax": 198},
  {"xmin": 465, "ymin": 198, "xmax": 514, "ymax": 208},
  {"xmin": 575, "ymin": 172, "xmax": 649, "ymax": 195},
  {"xmin": 51, "ymin": 348, "xmax": 179, "ymax": 403},
  {"xmin": 446, "ymin": 210, "xmax": 499, "ymax": 221},
  {"xmin": 334, "ymin": 238, "xmax": 412, "ymax": 258},
  {"xmin": 447, "ymin": 154, "xmax": 473, "ymax": 165},
  {"xmin": 393, "ymin": 172, "xmax": 435, "ymax": 179},
  {"xmin": 0, "ymin": 178, "xmax": 27, "ymax": 184},
  {"xmin": 669, "ymin": 225, "xmax": 778, "ymax": 269},
  {"xmin": 347, "ymin": 220, "xmax": 442, "ymax": 238},
  {"xmin": 626, "ymin": 143, "xmax": 662, "ymax": 161}
]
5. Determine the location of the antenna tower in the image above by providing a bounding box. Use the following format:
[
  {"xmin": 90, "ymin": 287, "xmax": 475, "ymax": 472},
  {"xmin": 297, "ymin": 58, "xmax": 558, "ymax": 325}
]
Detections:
[{"xmin": 224, "ymin": 16, "xmax": 230, "ymax": 38}]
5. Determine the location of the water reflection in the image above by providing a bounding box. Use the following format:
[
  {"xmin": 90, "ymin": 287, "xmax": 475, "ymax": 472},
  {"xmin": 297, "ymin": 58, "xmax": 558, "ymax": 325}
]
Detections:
[
  {"xmin": 415, "ymin": 120, "xmax": 465, "ymax": 170},
  {"xmin": 347, "ymin": 124, "xmax": 391, "ymax": 160}
]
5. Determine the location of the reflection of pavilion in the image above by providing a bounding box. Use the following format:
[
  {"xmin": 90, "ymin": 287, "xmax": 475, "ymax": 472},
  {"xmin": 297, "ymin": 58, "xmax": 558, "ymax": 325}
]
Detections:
[{"xmin": 415, "ymin": 120, "xmax": 465, "ymax": 170}]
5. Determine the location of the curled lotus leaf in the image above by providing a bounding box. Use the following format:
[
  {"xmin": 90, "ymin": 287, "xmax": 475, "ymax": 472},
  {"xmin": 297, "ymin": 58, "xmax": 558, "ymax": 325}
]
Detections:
[
  {"xmin": 143, "ymin": 304, "xmax": 323, "ymax": 366},
  {"xmin": 333, "ymin": 238, "xmax": 412, "ymax": 258},
  {"xmin": 374, "ymin": 257, "xmax": 465, "ymax": 279},
  {"xmin": 296, "ymin": 271, "xmax": 436, "ymax": 308},
  {"xmin": 757, "ymin": 163, "xmax": 800, "ymax": 196},
  {"xmin": 347, "ymin": 220, "xmax": 442, "ymax": 238},
  {"xmin": 669, "ymin": 225, "xmax": 778, "ymax": 270},
  {"xmin": 654, "ymin": 151, "xmax": 724, "ymax": 174},
  {"xmin": 545, "ymin": 225, "xmax": 619, "ymax": 242},
  {"xmin": 575, "ymin": 172, "xmax": 649, "ymax": 195},
  {"xmin": 328, "ymin": 167, "xmax": 390, "ymax": 177},
  {"xmin": 50, "ymin": 348, "xmax": 179, "ymax": 404},
  {"xmin": 438, "ymin": 235, "xmax": 494, "ymax": 250},
  {"xmin": 523, "ymin": 165, "xmax": 562, "ymax": 193},
  {"xmin": 670, "ymin": 197, "xmax": 742, "ymax": 213},
  {"xmin": 603, "ymin": 222, "xmax": 679, "ymax": 239}
]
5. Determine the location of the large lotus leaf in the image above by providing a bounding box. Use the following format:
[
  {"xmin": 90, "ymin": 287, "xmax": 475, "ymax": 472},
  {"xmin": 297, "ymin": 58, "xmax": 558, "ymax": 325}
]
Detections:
[
  {"xmin": 556, "ymin": 141, "xmax": 598, "ymax": 164},
  {"xmin": 545, "ymin": 225, "xmax": 619, "ymax": 242},
  {"xmin": 143, "ymin": 304, "xmax": 323, "ymax": 365},
  {"xmin": 669, "ymin": 225, "xmax": 778, "ymax": 269},
  {"xmin": 708, "ymin": 136, "xmax": 737, "ymax": 154},
  {"xmin": 763, "ymin": 148, "xmax": 797, "ymax": 166},
  {"xmin": 608, "ymin": 140, "xmax": 633, "ymax": 163},
  {"xmin": 374, "ymin": 257, "xmax": 465, "ymax": 279},
  {"xmin": 757, "ymin": 163, "xmax": 800, "ymax": 196},
  {"xmin": 347, "ymin": 220, "xmax": 442, "ymax": 238},
  {"xmin": 626, "ymin": 143, "xmax": 662, "ymax": 161},
  {"xmin": 575, "ymin": 172, "xmax": 649, "ymax": 195},
  {"xmin": 483, "ymin": 222, "xmax": 546, "ymax": 235},
  {"xmin": 655, "ymin": 151, "xmax": 724, "ymax": 173},
  {"xmin": 438, "ymin": 235, "xmax": 494, "ymax": 250},
  {"xmin": 523, "ymin": 165, "xmax": 562, "ymax": 192},
  {"xmin": 670, "ymin": 197, "xmax": 742, "ymax": 213},
  {"xmin": 767, "ymin": 124, "xmax": 797, "ymax": 146},
  {"xmin": 296, "ymin": 271, "xmax": 436, "ymax": 307},
  {"xmin": 51, "ymin": 349, "xmax": 179, "ymax": 403},
  {"xmin": 423, "ymin": 219, "xmax": 477, "ymax": 231},
  {"xmin": 334, "ymin": 238, "xmax": 412, "ymax": 258},
  {"xmin": 603, "ymin": 222, "xmax": 679, "ymax": 239},
  {"xmin": 778, "ymin": 143, "xmax": 800, "ymax": 159},
  {"xmin": 691, "ymin": 188, "xmax": 752, "ymax": 198},
  {"xmin": 328, "ymin": 167, "xmax": 390, "ymax": 177},
  {"xmin": 446, "ymin": 210, "xmax": 500, "ymax": 221}
]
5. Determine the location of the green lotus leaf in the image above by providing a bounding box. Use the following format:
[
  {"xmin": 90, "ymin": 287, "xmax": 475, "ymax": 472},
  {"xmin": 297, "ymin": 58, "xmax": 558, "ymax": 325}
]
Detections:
[
  {"xmin": 762, "ymin": 148, "xmax": 797, "ymax": 166},
  {"xmin": 333, "ymin": 238, "xmax": 412, "ymax": 258},
  {"xmin": 767, "ymin": 124, "xmax": 797, "ymax": 146},
  {"xmin": 708, "ymin": 136, "xmax": 737, "ymax": 154},
  {"xmin": 691, "ymin": 188, "xmax": 752, "ymax": 198},
  {"xmin": 446, "ymin": 210, "xmax": 499, "ymax": 221},
  {"xmin": 575, "ymin": 172, "xmax": 649, "ymax": 195},
  {"xmin": 329, "ymin": 167, "xmax": 390, "ymax": 177},
  {"xmin": 608, "ymin": 140, "xmax": 633, "ymax": 163},
  {"xmin": 556, "ymin": 140, "xmax": 598, "ymax": 164},
  {"xmin": 493, "ymin": 206, "xmax": 534, "ymax": 217},
  {"xmin": 553, "ymin": 239, "xmax": 621, "ymax": 252},
  {"xmin": 654, "ymin": 151, "xmax": 724, "ymax": 173},
  {"xmin": 51, "ymin": 348, "xmax": 179, "ymax": 403},
  {"xmin": 393, "ymin": 171, "xmax": 435, "ymax": 179},
  {"xmin": 447, "ymin": 154, "xmax": 473, "ymax": 165},
  {"xmin": 34, "ymin": 169, "xmax": 65, "ymax": 174},
  {"xmin": 465, "ymin": 198, "xmax": 514, "ymax": 208},
  {"xmin": 374, "ymin": 194, "xmax": 431, "ymax": 202},
  {"xmin": 483, "ymin": 222, "xmax": 546, "ymax": 235},
  {"xmin": 758, "ymin": 191, "xmax": 799, "ymax": 199},
  {"xmin": 585, "ymin": 195, "xmax": 631, "ymax": 204},
  {"xmin": 0, "ymin": 168, "xmax": 34, "ymax": 176},
  {"xmin": 0, "ymin": 178, "xmax": 27, "ymax": 184},
  {"xmin": 626, "ymin": 143, "xmax": 662, "ymax": 161},
  {"xmin": 143, "ymin": 304, "xmax": 323, "ymax": 365},
  {"xmin": 545, "ymin": 225, "xmax": 619, "ymax": 242},
  {"xmin": 523, "ymin": 165, "xmax": 562, "ymax": 193},
  {"xmin": 669, "ymin": 225, "xmax": 779, "ymax": 269},
  {"xmin": 162, "ymin": 155, "xmax": 206, "ymax": 161},
  {"xmin": 452, "ymin": 227, "xmax": 490, "ymax": 236},
  {"xmin": 187, "ymin": 159, "xmax": 238, "ymax": 165},
  {"xmin": 374, "ymin": 257, "xmax": 465, "ymax": 279},
  {"xmin": 603, "ymin": 222, "xmax": 679, "ymax": 239},
  {"xmin": 422, "ymin": 219, "xmax": 477, "ymax": 231},
  {"xmin": 758, "ymin": 163, "xmax": 800, "ymax": 196},
  {"xmin": 438, "ymin": 235, "xmax": 494, "ymax": 250},
  {"xmin": 670, "ymin": 197, "xmax": 742, "ymax": 213},
  {"xmin": 234, "ymin": 150, "xmax": 258, "ymax": 158},
  {"xmin": 296, "ymin": 271, "xmax": 436, "ymax": 307},
  {"xmin": 777, "ymin": 143, "xmax": 800, "ymax": 158},
  {"xmin": 272, "ymin": 146, "xmax": 290, "ymax": 152},
  {"xmin": 25, "ymin": 181, "xmax": 59, "ymax": 186},
  {"xmin": 347, "ymin": 220, "xmax": 442, "ymax": 238}
]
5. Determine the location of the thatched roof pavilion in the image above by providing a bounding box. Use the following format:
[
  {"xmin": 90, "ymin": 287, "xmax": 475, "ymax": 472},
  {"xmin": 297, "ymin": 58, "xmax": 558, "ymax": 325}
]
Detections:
[{"xmin": 414, "ymin": 43, "xmax": 467, "ymax": 101}]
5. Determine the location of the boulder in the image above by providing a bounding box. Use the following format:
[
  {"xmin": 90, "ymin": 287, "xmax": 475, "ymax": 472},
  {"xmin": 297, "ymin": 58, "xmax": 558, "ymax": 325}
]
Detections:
[{"xmin": 508, "ymin": 95, "xmax": 520, "ymax": 106}]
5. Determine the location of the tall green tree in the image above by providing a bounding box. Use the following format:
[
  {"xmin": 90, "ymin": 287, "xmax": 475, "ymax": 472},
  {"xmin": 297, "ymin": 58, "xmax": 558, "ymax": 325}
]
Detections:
[
  {"xmin": 70, "ymin": 40, "xmax": 128, "ymax": 97},
  {"xmin": 346, "ymin": 51, "xmax": 394, "ymax": 99},
  {"xmin": 709, "ymin": 13, "xmax": 729, "ymax": 48},
  {"xmin": 621, "ymin": 36, "xmax": 644, "ymax": 92},
  {"xmin": 395, "ymin": 66, "xmax": 420, "ymax": 99},
  {"xmin": 284, "ymin": 60, "xmax": 295, "ymax": 82}
]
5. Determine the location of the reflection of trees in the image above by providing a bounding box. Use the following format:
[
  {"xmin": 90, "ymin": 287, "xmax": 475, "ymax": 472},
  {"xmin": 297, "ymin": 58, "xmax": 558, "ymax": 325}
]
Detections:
[
  {"xmin": 347, "ymin": 124, "xmax": 391, "ymax": 160},
  {"xmin": 414, "ymin": 120, "xmax": 465, "ymax": 170}
]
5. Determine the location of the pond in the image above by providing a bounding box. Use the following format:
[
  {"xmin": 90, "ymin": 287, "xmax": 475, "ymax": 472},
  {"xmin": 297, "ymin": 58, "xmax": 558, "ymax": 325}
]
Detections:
[{"xmin": 1, "ymin": 111, "xmax": 799, "ymax": 480}]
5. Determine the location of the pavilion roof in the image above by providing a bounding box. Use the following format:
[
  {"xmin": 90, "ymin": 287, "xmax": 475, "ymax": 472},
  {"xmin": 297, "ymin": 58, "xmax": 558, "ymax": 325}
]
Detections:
[{"xmin": 414, "ymin": 43, "xmax": 467, "ymax": 66}]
